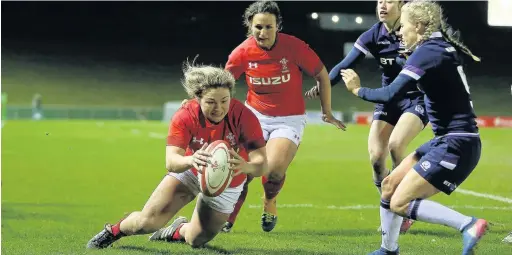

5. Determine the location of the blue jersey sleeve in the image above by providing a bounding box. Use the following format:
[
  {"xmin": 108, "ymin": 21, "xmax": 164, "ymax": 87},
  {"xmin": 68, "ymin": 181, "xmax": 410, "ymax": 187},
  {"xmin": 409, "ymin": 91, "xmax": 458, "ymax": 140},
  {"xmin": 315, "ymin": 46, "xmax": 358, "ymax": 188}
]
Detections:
[
  {"xmin": 329, "ymin": 47, "xmax": 366, "ymax": 85},
  {"xmin": 396, "ymin": 55, "xmax": 407, "ymax": 67},
  {"xmin": 357, "ymin": 73, "xmax": 417, "ymax": 103},
  {"xmin": 357, "ymin": 45, "xmax": 439, "ymax": 103},
  {"xmin": 354, "ymin": 28, "xmax": 374, "ymax": 56},
  {"xmin": 330, "ymin": 28, "xmax": 374, "ymax": 86}
]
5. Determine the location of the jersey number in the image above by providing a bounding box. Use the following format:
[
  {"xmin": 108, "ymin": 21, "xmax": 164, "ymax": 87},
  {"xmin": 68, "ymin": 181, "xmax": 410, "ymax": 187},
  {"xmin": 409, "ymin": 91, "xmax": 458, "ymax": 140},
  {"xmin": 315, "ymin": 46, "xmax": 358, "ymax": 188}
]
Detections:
[{"xmin": 457, "ymin": 65, "xmax": 474, "ymax": 108}]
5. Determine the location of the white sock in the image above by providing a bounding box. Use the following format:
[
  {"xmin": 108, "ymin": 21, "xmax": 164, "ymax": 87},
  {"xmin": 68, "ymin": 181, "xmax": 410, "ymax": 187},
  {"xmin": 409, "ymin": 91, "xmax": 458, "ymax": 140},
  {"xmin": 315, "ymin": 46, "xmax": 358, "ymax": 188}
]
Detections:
[
  {"xmin": 380, "ymin": 199, "xmax": 401, "ymax": 251},
  {"xmin": 408, "ymin": 199, "xmax": 473, "ymax": 231}
]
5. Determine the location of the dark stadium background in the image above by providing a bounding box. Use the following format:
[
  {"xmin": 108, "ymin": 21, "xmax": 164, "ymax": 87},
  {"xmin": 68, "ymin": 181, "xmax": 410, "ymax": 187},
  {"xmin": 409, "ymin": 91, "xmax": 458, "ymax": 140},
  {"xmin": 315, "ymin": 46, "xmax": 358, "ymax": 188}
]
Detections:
[{"xmin": 2, "ymin": 1, "xmax": 511, "ymax": 118}]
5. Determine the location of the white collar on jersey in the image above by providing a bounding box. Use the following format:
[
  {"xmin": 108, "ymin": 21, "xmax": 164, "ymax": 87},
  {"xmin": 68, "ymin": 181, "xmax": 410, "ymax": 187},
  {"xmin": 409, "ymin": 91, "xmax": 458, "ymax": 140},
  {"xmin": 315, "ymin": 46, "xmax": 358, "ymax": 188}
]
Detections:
[{"xmin": 430, "ymin": 31, "xmax": 442, "ymax": 38}]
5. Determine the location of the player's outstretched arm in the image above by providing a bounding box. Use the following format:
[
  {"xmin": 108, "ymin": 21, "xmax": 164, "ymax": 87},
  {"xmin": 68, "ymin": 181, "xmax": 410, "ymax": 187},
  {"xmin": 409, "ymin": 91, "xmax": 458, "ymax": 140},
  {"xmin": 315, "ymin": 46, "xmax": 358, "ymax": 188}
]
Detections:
[
  {"xmin": 315, "ymin": 66, "xmax": 347, "ymax": 130},
  {"xmin": 342, "ymin": 69, "xmax": 416, "ymax": 104},
  {"xmin": 229, "ymin": 147, "xmax": 267, "ymax": 177},
  {"xmin": 165, "ymin": 143, "xmax": 211, "ymax": 173},
  {"xmin": 329, "ymin": 47, "xmax": 366, "ymax": 86},
  {"xmin": 305, "ymin": 49, "xmax": 365, "ymax": 99}
]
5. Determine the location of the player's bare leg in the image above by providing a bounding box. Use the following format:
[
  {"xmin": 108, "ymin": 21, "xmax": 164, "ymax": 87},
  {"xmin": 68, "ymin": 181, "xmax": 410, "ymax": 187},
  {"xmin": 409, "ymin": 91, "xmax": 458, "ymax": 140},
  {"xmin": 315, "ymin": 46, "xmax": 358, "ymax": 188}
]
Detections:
[
  {"xmin": 368, "ymin": 120, "xmax": 394, "ymax": 194},
  {"xmin": 86, "ymin": 175, "xmax": 195, "ymax": 249},
  {"xmin": 261, "ymin": 137, "xmax": 298, "ymax": 232},
  {"xmin": 221, "ymin": 175, "xmax": 253, "ymax": 233},
  {"xmin": 387, "ymin": 112, "xmax": 424, "ymax": 234},
  {"xmin": 368, "ymin": 120, "xmax": 393, "ymax": 233},
  {"xmin": 149, "ymin": 194, "xmax": 229, "ymax": 248},
  {"xmin": 388, "ymin": 113, "xmax": 423, "ymax": 174}
]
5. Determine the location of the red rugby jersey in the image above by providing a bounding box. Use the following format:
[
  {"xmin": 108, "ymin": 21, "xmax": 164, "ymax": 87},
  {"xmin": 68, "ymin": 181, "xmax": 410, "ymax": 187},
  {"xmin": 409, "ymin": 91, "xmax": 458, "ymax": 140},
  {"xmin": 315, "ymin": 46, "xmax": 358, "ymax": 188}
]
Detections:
[
  {"xmin": 167, "ymin": 99, "xmax": 265, "ymax": 187},
  {"xmin": 226, "ymin": 33, "xmax": 324, "ymax": 116}
]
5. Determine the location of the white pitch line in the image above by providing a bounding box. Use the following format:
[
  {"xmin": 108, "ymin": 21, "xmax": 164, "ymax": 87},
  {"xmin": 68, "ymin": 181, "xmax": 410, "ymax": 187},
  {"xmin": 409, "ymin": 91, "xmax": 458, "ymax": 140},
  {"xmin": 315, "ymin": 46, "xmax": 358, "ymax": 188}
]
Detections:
[
  {"xmin": 148, "ymin": 132, "xmax": 166, "ymax": 139},
  {"xmin": 136, "ymin": 129, "xmax": 512, "ymax": 206},
  {"xmin": 248, "ymin": 204, "xmax": 512, "ymax": 211},
  {"xmin": 455, "ymin": 188, "xmax": 512, "ymax": 204}
]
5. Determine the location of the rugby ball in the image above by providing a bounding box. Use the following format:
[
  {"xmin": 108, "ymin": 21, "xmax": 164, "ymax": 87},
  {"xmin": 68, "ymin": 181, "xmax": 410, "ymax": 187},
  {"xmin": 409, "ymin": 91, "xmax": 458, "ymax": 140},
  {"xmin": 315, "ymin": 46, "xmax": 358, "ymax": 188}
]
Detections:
[{"xmin": 199, "ymin": 140, "xmax": 233, "ymax": 197}]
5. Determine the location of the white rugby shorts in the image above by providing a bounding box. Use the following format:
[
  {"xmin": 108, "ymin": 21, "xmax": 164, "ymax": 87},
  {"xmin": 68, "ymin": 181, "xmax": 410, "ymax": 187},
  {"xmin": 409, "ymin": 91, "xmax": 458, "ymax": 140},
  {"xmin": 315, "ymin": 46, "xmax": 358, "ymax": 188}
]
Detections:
[
  {"xmin": 244, "ymin": 102, "xmax": 306, "ymax": 146},
  {"xmin": 167, "ymin": 170, "xmax": 244, "ymax": 214}
]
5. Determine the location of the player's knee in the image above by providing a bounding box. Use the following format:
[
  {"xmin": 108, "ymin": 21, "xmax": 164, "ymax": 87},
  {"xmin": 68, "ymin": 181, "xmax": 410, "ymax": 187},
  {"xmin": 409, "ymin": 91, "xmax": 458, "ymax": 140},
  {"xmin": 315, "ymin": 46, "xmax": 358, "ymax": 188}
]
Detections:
[
  {"xmin": 187, "ymin": 237, "xmax": 206, "ymax": 248},
  {"xmin": 389, "ymin": 196, "xmax": 408, "ymax": 216},
  {"xmin": 186, "ymin": 231, "xmax": 214, "ymax": 248},
  {"xmin": 267, "ymin": 157, "xmax": 288, "ymax": 174},
  {"xmin": 267, "ymin": 171, "xmax": 285, "ymax": 183},
  {"xmin": 380, "ymin": 176, "xmax": 397, "ymax": 200},
  {"xmin": 368, "ymin": 146, "xmax": 386, "ymax": 166},
  {"xmin": 370, "ymin": 158, "xmax": 387, "ymax": 175}
]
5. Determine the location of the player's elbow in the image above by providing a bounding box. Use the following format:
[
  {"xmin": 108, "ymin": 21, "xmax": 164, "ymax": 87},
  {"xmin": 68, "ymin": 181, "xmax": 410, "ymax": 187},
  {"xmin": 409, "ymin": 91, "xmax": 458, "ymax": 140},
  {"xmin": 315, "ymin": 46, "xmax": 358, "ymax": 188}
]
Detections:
[
  {"xmin": 165, "ymin": 160, "xmax": 173, "ymax": 172},
  {"xmin": 314, "ymin": 66, "xmax": 329, "ymax": 81},
  {"xmin": 165, "ymin": 155, "xmax": 187, "ymax": 173},
  {"xmin": 165, "ymin": 146, "xmax": 189, "ymax": 173},
  {"xmin": 165, "ymin": 154, "xmax": 175, "ymax": 171},
  {"xmin": 381, "ymin": 94, "xmax": 394, "ymax": 103},
  {"xmin": 165, "ymin": 159, "xmax": 175, "ymax": 172}
]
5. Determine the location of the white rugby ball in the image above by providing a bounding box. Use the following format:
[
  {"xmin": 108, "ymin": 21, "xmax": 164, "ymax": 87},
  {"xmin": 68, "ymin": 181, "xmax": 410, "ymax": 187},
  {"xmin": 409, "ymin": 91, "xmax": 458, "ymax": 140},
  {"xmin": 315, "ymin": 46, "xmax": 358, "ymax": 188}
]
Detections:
[{"xmin": 199, "ymin": 140, "xmax": 233, "ymax": 197}]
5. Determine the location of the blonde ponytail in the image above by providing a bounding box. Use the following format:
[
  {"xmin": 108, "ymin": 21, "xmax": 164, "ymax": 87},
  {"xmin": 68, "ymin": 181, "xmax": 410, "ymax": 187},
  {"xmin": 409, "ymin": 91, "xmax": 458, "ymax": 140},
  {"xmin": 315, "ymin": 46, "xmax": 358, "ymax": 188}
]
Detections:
[{"xmin": 440, "ymin": 19, "xmax": 481, "ymax": 62}]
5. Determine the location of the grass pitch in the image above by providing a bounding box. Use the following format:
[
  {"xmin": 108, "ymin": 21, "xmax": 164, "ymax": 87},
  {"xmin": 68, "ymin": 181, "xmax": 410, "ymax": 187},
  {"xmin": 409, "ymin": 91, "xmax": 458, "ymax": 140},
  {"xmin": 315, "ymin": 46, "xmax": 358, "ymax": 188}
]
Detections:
[{"xmin": 2, "ymin": 121, "xmax": 511, "ymax": 254}]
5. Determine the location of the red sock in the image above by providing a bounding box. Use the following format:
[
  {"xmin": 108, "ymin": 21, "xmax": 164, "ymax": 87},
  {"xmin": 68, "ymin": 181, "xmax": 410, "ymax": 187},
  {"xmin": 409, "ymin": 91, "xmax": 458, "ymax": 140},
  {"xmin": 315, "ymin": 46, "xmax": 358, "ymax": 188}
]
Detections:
[
  {"xmin": 110, "ymin": 217, "xmax": 127, "ymax": 237},
  {"xmin": 262, "ymin": 174, "xmax": 286, "ymax": 200},
  {"xmin": 227, "ymin": 177, "xmax": 252, "ymax": 223},
  {"xmin": 172, "ymin": 223, "xmax": 185, "ymax": 241}
]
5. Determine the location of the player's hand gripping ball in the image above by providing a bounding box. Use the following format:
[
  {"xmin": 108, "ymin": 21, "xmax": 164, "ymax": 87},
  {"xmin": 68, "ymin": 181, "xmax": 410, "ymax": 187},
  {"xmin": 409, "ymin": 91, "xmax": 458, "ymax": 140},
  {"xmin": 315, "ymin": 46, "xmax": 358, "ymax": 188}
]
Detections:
[{"xmin": 199, "ymin": 140, "xmax": 233, "ymax": 197}]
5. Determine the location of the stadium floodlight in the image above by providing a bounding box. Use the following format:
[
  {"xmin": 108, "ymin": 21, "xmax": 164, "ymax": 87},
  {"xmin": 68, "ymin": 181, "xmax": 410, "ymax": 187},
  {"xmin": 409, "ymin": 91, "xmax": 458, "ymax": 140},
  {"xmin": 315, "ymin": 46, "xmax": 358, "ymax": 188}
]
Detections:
[
  {"xmin": 332, "ymin": 15, "xmax": 339, "ymax": 23},
  {"xmin": 316, "ymin": 13, "xmax": 378, "ymax": 31},
  {"xmin": 488, "ymin": 0, "xmax": 512, "ymax": 27},
  {"xmin": 311, "ymin": 12, "xmax": 319, "ymax": 20}
]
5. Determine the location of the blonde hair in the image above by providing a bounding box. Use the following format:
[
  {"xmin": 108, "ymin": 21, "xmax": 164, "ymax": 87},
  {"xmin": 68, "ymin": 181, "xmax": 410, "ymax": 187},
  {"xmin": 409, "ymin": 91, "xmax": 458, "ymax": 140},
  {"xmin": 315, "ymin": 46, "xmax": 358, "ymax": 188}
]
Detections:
[
  {"xmin": 181, "ymin": 57, "xmax": 235, "ymax": 98},
  {"xmin": 402, "ymin": 0, "xmax": 480, "ymax": 62}
]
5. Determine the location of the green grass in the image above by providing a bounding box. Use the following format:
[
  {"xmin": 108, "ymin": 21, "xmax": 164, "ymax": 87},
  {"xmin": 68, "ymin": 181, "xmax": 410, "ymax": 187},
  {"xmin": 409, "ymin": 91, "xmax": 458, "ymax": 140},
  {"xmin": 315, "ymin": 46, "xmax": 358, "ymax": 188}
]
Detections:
[{"xmin": 2, "ymin": 121, "xmax": 512, "ymax": 254}]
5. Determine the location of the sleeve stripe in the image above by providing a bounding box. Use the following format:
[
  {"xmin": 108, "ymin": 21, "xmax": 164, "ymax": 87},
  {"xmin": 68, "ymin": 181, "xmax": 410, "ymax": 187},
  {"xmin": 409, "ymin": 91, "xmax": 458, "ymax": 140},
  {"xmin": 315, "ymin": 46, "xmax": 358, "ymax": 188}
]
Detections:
[
  {"xmin": 354, "ymin": 42, "xmax": 369, "ymax": 55},
  {"xmin": 403, "ymin": 64, "xmax": 425, "ymax": 78},
  {"xmin": 446, "ymin": 47, "xmax": 456, "ymax": 52},
  {"xmin": 400, "ymin": 69, "xmax": 421, "ymax": 80}
]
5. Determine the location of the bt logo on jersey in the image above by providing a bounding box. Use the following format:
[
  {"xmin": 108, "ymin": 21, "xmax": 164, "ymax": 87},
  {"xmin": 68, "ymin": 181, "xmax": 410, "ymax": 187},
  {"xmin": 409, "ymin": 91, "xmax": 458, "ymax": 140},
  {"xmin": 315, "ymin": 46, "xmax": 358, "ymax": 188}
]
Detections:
[
  {"xmin": 380, "ymin": 58, "xmax": 395, "ymax": 65},
  {"xmin": 249, "ymin": 73, "xmax": 291, "ymax": 86}
]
